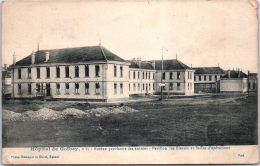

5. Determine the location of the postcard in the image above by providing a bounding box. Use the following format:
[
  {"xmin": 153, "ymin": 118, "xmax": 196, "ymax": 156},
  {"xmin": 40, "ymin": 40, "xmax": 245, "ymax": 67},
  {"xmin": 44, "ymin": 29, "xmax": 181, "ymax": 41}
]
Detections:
[{"xmin": 1, "ymin": 0, "xmax": 259, "ymax": 164}]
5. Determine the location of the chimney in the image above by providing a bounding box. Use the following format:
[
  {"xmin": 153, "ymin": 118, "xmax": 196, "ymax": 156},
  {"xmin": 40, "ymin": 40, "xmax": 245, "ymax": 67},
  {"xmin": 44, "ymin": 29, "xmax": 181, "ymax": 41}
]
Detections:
[
  {"xmin": 137, "ymin": 58, "xmax": 141, "ymax": 68},
  {"xmin": 13, "ymin": 52, "xmax": 16, "ymax": 65},
  {"xmin": 31, "ymin": 51, "xmax": 35, "ymax": 64},
  {"xmin": 228, "ymin": 70, "xmax": 231, "ymax": 78},
  {"xmin": 152, "ymin": 60, "xmax": 156, "ymax": 70},
  {"xmin": 45, "ymin": 51, "xmax": 50, "ymax": 62}
]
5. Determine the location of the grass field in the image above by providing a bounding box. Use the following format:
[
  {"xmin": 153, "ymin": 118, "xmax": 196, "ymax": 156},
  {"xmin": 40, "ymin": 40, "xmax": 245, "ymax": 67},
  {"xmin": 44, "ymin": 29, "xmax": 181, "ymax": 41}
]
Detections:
[{"xmin": 2, "ymin": 94, "xmax": 258, "ymax": 147}]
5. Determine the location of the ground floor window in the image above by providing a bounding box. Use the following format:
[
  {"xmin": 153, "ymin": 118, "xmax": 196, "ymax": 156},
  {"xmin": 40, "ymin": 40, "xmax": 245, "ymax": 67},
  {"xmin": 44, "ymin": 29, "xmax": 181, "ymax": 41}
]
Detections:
[
  {"xmin": 95, "ymin": 83, "xmax": 100, "ymax": 94},
  {"xmin": 138, "ymin": 83, "xmax": 140, "ymax": 91},
  {"xmin": 36, "ymin": 83, "xmax": 41, "ymax": 93},
  {"xmin": 114, "ymin": 83, "xmax": 117, "ymax": 94},
  {"xmin": 134, "ymin": 83, "xmax": 136, "ymax": 91},
  {"xmin": 153, "ymin": 83, "xmax": 155, "ymax": 90},
  {"xmin": 56, "ymin": 83, "xmax": 60, "ymax": 95},
  {"xmin": 85, "ymin": 83, "xmax": 89, "ymax": 94},
  {"xmin": 143, "ymin": 83, "xmax": 145, "ymax": 90},
  {"xmin": 28, "ymin": 84, "xmax": 31, "ymax": 95},
  {"xmin": 149, "ymin": 83, "xmax": 151, "ymax": 90},
  {"xmin": 18, "ymin": 84, "xmax": 21, "ymax": 95},
  {"xmin": 129, "ymin": 83, "xmax": 130, "ymax": 91},
  {"xmin": 169, "ymin": 83, "xmax": 173, "ymax": 90},
  {"xmin": 75, "ymin": 83, "xmax": 79, "ymax": 94},
  {"xmin": 65, "ymin": 83, "xmax": 70, "ymax": 95},
  {"xmin": 120, "ymin": 83, "xmax": 123, "ymax": 94},
  {"xmin": 177, "ymin": 83, "xmax": 181, "ymax": 90}
]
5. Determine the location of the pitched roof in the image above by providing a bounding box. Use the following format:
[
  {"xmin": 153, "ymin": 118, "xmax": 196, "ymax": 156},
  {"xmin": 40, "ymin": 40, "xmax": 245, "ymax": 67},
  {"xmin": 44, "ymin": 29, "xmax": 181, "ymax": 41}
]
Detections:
[
  {"xmin": 222, "ymin": 70, "xmax": 247, "ymax": 78},
  {"xmin": 14, "ymin": 46, "xmax": 126, "ymax": 66},
  {"xmin": 154, "ymin": 59, "xmax": 191, "ymax": 70},
  {"xmin": 129, "ymin": 61, "xmax": 154, "ymax": 70},
  {"xmin": 193, "ymin": 67, "xmax": 225, "ymax": 74}
]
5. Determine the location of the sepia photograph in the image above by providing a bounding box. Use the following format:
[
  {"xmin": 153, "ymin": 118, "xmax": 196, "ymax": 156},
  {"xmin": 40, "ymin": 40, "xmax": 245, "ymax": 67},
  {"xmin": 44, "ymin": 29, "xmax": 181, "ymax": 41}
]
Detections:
[{"xmin": 1, "ymin": 0, "xmax": 258, "ymax": 164}]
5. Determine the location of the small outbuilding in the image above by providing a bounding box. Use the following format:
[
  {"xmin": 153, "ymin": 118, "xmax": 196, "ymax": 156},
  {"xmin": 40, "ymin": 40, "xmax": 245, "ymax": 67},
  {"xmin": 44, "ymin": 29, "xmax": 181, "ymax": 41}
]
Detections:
[{"xmin": 220, "ymin": 70, "xmax": 248, "ymax": 93}]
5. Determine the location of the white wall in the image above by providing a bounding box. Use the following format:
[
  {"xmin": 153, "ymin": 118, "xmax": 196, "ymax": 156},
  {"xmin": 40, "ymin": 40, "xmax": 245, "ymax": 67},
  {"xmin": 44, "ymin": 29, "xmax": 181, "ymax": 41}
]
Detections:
[{"xmin": 220, "ymin": 78, "xmax": 248, "ymax": 93}]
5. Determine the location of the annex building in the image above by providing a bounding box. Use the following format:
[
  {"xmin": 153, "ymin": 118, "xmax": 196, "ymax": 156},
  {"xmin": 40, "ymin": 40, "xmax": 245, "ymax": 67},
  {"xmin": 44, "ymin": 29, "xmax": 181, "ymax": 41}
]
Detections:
[{"xmin": 10, "ymin": 45, "xmax": 195, "ymax": 101}]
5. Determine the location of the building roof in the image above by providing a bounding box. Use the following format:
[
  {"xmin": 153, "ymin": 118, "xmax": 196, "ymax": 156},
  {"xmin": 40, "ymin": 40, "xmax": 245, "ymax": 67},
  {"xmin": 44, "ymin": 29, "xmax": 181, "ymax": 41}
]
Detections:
[
  {"xmin": 193, "ymin": 67, "xmax": 225, "ymax": 74},
  {"xmin": 129, "ymin": 59, "xmax": 191, "ymax": 70},
  {"xmin": 154, "ymin": 59, "xmax": 191, "ymax": 70},
  {"xmin": 129, "ymin": 61, "xmax": 154, "ymax": 70},
  {"xmin": 222, "ymin": 70, "xmax": 248, "ymax": 78},
  {"xmin": 13, "ymin": 46, "xmax": 126, "ymax": 66}
]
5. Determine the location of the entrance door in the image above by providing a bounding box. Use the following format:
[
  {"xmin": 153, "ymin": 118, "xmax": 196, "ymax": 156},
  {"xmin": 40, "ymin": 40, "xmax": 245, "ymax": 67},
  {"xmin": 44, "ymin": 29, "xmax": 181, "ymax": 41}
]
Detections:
[{"xmin": 46, "ymin": 83, "xmax": 51, "ymax": 96}]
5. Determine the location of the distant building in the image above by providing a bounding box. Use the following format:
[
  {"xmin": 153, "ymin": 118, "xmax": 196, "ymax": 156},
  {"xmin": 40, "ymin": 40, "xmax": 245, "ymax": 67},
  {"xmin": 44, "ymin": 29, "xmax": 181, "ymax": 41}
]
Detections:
[
  {"xmin": 193, "ymin": 67, "xmax": 225, "ymax": 93},
  {"xmin": 2, "ymin": 64, "xmax": 12, "ymax": 97},
  {"xmin": 10, "ymin": 45, "xmax": 195, "ymax": 101},
  {"xmin": 220, "ymin": 70, "xmax": 248, "ymax": 93},
  {"xmin": 129, "ymin": 59, "xmax": 195, "ymax": 96}
]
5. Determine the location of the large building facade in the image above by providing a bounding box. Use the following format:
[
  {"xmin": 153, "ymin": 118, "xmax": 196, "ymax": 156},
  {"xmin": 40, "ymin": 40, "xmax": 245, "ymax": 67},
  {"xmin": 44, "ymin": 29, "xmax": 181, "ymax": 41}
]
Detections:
[{"xmin": 10, "ymin": 45, "xmax": 195, "ymax": 101}]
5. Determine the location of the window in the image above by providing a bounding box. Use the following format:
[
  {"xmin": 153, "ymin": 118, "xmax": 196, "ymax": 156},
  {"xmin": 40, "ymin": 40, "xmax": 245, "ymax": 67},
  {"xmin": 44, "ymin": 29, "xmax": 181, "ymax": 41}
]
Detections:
[
  {"xmin": 169, "ymin": 83, "xmax": 173, "ymax": 90},
  {"xmin": 85, "ymin": 83, "xmax": 89, "ymax": 94},
  {"xmin": 143, "ymin": 83, "xmax": 145, "ymax": 90},
  {"xmin": 170, "ymin": 72, "xmax": 173, "ymax": 79},
  {"xmin": 28, "ymin": 68, "xmax": 31, "ymax": 78},
  {"xmin": 199, "ymin": 76, "xmax": 201, "ymax": 81},
  {"xmin": 129, "ymin": 71, "xmax": 130, "ymax": 79},
  {"xmin": 37, "ymin": 67, "xmax": 40, "ymax": 78},
  {"xmin": 204, "ymin": 76, "xmax": 206, "ymax": 81},
  {"xmin": 138, "ymin": 72, "xmax": 140, "ymax": 79},
  {"xmin": 162, "ymin": 86, "xmax": 165, "ymax": 91},
  {"xmin": 18, "ymin": 68, "xmax": 21, "ymax": 79},
  {"xmin": 95, "ymin": 65, "xmax": 100, "ymax": 77},
  {"xmin": 190, "ymin": 72, "xmax": 192, "ymax": 80},
  {"xmin": 56, "ymin": 83, "xmax": 60, "ymax": 95},
  {"xmin": 153, "ymin": 83, "xmax": 155, "ymax": 90},
  {"xmin": 120, "ymin": 83, "xmax": 123, "ymax": 94},
  {"xmin": 253, "ymin": 82, "xmax": 256, "ymax": 89},
  {"xmin": 114, "ymin": 65, "xmax": 117, "ymax": 77},
  {"xmin": 114, "ymin": 83, "xmax": 117, "ymax": 94},
  {"xmin": 133, "ymin": 71, "xmax": 136, "ymax": 79},
  {"xmin": 28, "ymin": 84, "xmax": 31, "ymax": 95},
  {"xmin": 215, "ymin": 75, "xmax": 218, "ymax": 81},
  {"xmin": 75, "ymin": 83, "xmax": 79, "ymax": 94},
  {"xmin": 153, "ymin": 73, "xmax": 155, "ymax": 80},
  {"xmin": 162, "ymin": 72, "xmax": 166, "ymax": 80},
  {"xmin": 56, "ymin": 67, "xmax": 60, "ymax": 78},
  {"xmin": 138, "ymin": 83, "xmax": 140, "ymax": 91},
  {"xmin": 146, "ymin": 83, "xmax": 148, "ymax": 91},
  {"xmin": 95, "ymin": 83, "xmax": 100, "ymax": 94},
  {"xmin": 129, "ymin": 83, "xmax": 130, "ymax": 91},
  {"xmin": 146, "ymin": 72, "xmax": 148, "ymax": 79},
  {"xmin": 177, "ymin": 72, "xmax": 180, "ymax": 79},
  {"xmin": 177, "ymin": 83, "xmax": 181, "ymax": 90},
  {"xmin": 194, "ymin": 76, "xmax": 196, "ymax": 81},
  {"xmin": 85, "ymin": 65, "xmax": 89, "ymax": 77},
  {"xmin": 149, "ymin": 83, "xmax": 151, "ymax": 90},
  {"xmin": 188, "ymin": 83, "xmax": 190, "ymax": 90},
  {"xmin": 149, "ymin": 72, "xmax": 150, "ymax": 79},
  {"xmin": 36, "ymin": 83, "xmax": 41, "ymax": 93},
  {"xmin": 18, "ymin": 84, "xmax": 22, "ymax": 95},
  {"xmin": 65, "ymin": 66, "xmax": 69, "ymax": 78},
  {"xmin": 65, "ymin": 83, "xmax": 70, "ymax": 94},
  {"xmin": 120, "ymin": 66, "xmax": 123, "ymax": 77},
  {"xmin": 75, "ymin": 66, "xmax": 79, "ymax": 77},
  {"xmin": 46, "ymin": 67, "xmax": 50, "ymax": 78},
  {"xmin": 209, "ymin": 75, "xmax": 212, "ymax": 81},
  {"xmin": 134, "ymin": 83, "xmax": 136, "ymax": 91},
  {"xmin": 143, "ymin": 72, "xmax": 145, "ymax": 79}
]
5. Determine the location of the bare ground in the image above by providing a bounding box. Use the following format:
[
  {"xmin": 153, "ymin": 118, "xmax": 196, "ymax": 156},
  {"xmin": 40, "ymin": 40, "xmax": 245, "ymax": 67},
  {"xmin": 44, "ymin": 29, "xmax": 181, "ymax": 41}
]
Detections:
[{"xmin": 2, "ymin": 94, "xmax": 258, "ymax": 147}]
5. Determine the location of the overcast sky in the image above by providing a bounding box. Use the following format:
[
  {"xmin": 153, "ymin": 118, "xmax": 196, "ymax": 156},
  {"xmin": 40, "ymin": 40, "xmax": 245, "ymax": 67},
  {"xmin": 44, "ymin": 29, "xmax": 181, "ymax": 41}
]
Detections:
[{"xmin": 2, "ymin": 0, "xmax": 258, "ymax": 72}]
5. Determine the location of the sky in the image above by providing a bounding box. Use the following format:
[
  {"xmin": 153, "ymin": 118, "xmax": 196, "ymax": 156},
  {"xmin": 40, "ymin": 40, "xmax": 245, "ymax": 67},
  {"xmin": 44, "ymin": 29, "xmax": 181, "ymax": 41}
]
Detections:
[{"xmin": 2, "ymin": 0, "xmax": 258, "ymax": 73}]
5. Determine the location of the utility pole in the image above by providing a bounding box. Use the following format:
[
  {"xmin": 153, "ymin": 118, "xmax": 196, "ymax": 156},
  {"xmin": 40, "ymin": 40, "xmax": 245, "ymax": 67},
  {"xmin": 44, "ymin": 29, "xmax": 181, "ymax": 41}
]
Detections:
[
  {"xmin": 248, "ymin": 70, "xmax": 250, "ymax": 97},
  {"xmin": 161, "ymin": 48, "xmax": 164, "ymax": 100}
]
